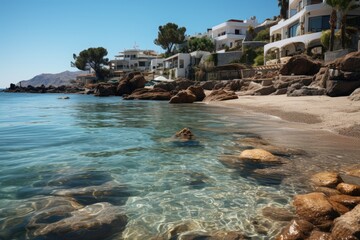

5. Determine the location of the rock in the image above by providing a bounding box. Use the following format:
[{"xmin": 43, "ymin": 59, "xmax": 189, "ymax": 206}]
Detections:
[
  {"xmin": 346, "ymin": 167, "xmax": 360, "ymax": 178},
  {"xmin": 273, "ymin": 80, "xmax": 290, "ymax": 89},
  {"xmin": 238, "ymin": 136, "xmax": 305, "ymax": 157},
  {"xmin": 199, "ymin": 81, "xmax": 216, "ymax": 90},
  {"xmin": 224, "ymin": 80, "xmax": 243, "ymax": 91},
  {"xmin": 164, "ymin": 220, "xmax": 201, "ymax": 240},
  {"xmin": 310, "ymin": 172, "xmax": 343, "ymax": 188},
  {"xmin": 330, "ymin": 51, "xmax": 360, "ymax": 72},
  {"xmin": 287, "ymin": 86, "xmax": 326, "ymax": 96},
  {"xmin": 329, "ymin": 195, "xmax": 360, "ymax": 209},
  {"xmin": 311, "ymin": 67, "xmax": 329, "ymax": 88},
  {"xmin": 262, "ymin": 207, "xmax": 294, "ymax": 221},
  {"xmin": 58, "ymin": 96, "xmax": 70, "ymax": 99},
  {"xmin": 31, "ymin": 202, "xmax": 127, "ymax": 240},
  {"xmin": 273, "ymin": 88, "xmax": 288, "ymax": 95},
  {"xmin": 254, "ymin": 85, "xmax": 276, "ymax": 95},
  {"xmin": 175, "ymin": 128, "xmax": 195, "ymax": 140},
  {"xmin": 336, "ymin": 183, "xmax": 360, "ymax": 196},
  {"xmin": 326, "ymin": 79, "xmax": 360, "ymax": 97},
  {"xmin": 187, "ymin": 86, "xmax": 206, "ymax": 101},
  {"xmin": 52, "ymin": 181, "xmax": 130, "ymax": 205},
  {"xmin": 116, "ymin": 73, "xmax": 146, "ymax": 96},
  {"xmin": 279, "ymin": 55, "xmax": 321, "ymax": 76},
  {"xmin": 329, "ymin": 199, "xmax": 350, "ymax": 215},
  {"xmin": 331, "ymin": 204, "xmax": 360, "ymax": 240},
  {"xmin": 276, "ymin": 219, "xmax": 314, "ymax": 240},
  {"xmin": 174, "ymin": 79, "xmax": 195, "ymax": 91},
  {"xmin": 314, "ymin": 187, "xmax": 341, "ymax": 197},
  {"xmin": 307, "ymin": 231, "xmax": 332, "ymax": 240},
  {"xmin": 123, "ymin": 88, "xmax": 172, "ymax": 100},
  {"xmin": 239, "ymin": 149, "xmax": 281, "ymax": 163},
  {"xmin": 177, "ymin": 231, "xmax": 246, "ymax": 240},
  {"xmin": 94, "ymin": 83, "xmax": 117, "ymax": 97},
  {"xmin": 349, "ymin": 88, "xmax": 360, "ymax": 101},
  {"xmin": 169, "ymin": 90, "xmax": 196, "ymax": 104},
  {"xmin": 293, "ymin": 192, "xmax": 339, "ymax": 226},
  {"xmin": 203, "ymin": 89, "xmax": 238, "ymax": 102}
]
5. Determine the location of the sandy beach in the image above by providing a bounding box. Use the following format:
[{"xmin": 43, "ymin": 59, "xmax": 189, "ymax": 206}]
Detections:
[{"xmin": 207, "ymin": 95, "xmax": 360, "ymax": 138}]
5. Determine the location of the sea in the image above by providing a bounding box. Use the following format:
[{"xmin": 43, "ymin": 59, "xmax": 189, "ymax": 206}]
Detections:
[{"xmin": 0, "ymin": 92, "xmax": 359, "ymax": 239}]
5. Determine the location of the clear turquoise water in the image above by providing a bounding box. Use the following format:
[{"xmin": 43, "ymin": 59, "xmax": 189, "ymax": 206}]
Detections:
[{"xmin": 0, "ymin": 92, "xmax": 359, "ymax": 239}]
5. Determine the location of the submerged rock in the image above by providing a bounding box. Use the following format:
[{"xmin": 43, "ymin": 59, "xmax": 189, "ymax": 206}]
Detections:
[
  {"xmin": 174, "ymin": 128, "xmax": 195, "ymax": 140},
  {"xmin": 52, "ymin": 181, "xmax": 130, "ymax": 205},
  {"xmin": 239, "ymin": 149, "xmax": 281, "ymax": 163},
  {"xmin": 31, "ymin": 202, "xmax": 127, "ymax": 240}
]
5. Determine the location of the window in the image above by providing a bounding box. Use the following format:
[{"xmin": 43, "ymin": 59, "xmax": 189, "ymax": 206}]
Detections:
[
  {"xmin": 235, "ymin": 29, "xmax": 240, "ymax": 35},
  {"xmin": 288, "ymin": 22, "xmax": 300, "ymax": 38},
  {"xmin": 308, "ymin": 15, "xmax": 330, "ymax": 32},
  {"xmin": 347, "ymin": 15, "xmax": 360, "ymax": 29},
  {"xmin": 179, "ymin": 59, "xmax": 184, "ymax": 68},
  {"xmin": 139, "ymin": 61, "xmax": 146, "ymax": 67}
]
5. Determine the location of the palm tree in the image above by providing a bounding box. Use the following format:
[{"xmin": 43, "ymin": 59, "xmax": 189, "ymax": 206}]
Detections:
[
  {"xmin": 278, "ymin": 0, "xmax": 289, "ymax": 19},
  {"xmin": 339, "ymin": 0, "xmax": 360, "ymax": 49},
  {"xmin": 325, "ymin": 0, "xmax": 341, "ymax": 51}
]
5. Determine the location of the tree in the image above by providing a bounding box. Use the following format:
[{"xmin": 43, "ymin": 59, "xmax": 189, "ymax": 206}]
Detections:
[
  {"xmin": 339, "ymin": 0, "xmax": 360, "ymax": 49},
  {"xmin": 278, "ymin": 0, "xmax": 289, "ymax": 19},
  {"xmin": 325, "ymin": 0, "xmax": 341, "ymax": 51},
  {"xmin": 154, "ymin": 23, "xmax": 186, "ymax": 55},
  {"xmin": 72, "ymin": 47, "xmax": 109, "ymax": 80},
  {"xmin": 187, "ymin": 37, "xmax": 214, "ymax": 52},
  {"xmin": 253, "ymin": 28, "xmax": 270, "ymax": 41}
]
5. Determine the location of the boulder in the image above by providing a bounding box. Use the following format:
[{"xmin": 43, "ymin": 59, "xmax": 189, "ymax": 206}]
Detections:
[
  {"xmin": 349, "ymin": 88, "xmax": 360, "ymax": 101},
  {"xmin": 31, "ymin": 202, "xmax": 127, "ymax": 240},
  {"xmin": 94, "ymin": 83, "xmax": 117, "ymax": 97},
  {"xmin": 310, "ymin": 172, "xmax": 343, "ymax": 188},
  {"xmin": 203, "ymin": 89, "xmax": 238, "ymax": 102},
  {"xmin": 276, "ymin": 219, "xmax": 314, "ymax": 240},
  {"xmin": 331, "ymin": 204, "xmax": 360, "ymax": 240},
  {"xmin": 329, "ymin": 195, "xmax": 360, "ymax": 209},
  {"xmin": 314, "ymin": 187, "xmax": 341, "ymax": 197},
  {"xmin": 116, "ymin": 73, "xmax": 146, "ymax": 96},
  {"xmin": 262, "ymin": 207, "xmax": 294, "ymax": 221},
  {"xmin": 199, "ymin": 81, "xmax": 216, "ymax": 90},
  {"xmin": 273, "ymin": 88, "xmax": 288, "ymax": 95},
  {"xmin": 239, "ymin": 149, "xmax": 281, "ymax": 163},
  {"xmin": 169, "ymin": 90, "xmax": 196, "ymax": 103},
  {"xmin": 293, "ymin": 192, "xmax": 339, "ymax": 226},
  {"xmin": 279, "ymin": 55, "xmax": 321, "ymax": 76},
  {"xmin": 224, "ymin": 80, "xmax": 243, "ymax": 91},
  {"xmin": 307, "ymin": 231, "xmax": 332, "ymax": 240},
  {"xmin": 330, "ymin": 51, "xmax": 360, "ymax": 72},
  {"xmin": 336, "ymin": 183, "xmax": 360, "ymax": 196},
  {"xmin": 174, "ymin": 128, "xmax": 195, "ymax": 140},
  {"xmin": 273, "ymin": 80, "xmax": 290, "ymax": 89},
  {"xmin": 311, "ymin": 67, "xmax": 329, "ymax": 88},
  {"xmin": 187, "ymin": 86, "xmax": 205, "ymax": 101},
  {"xmin": 287, "ymin": 86, "xmax": 326, "ymax": 96},
  {"xmin": 254, "ymin": 85, "xmax": 276, "ymax": 95},
  {"xmin": 326, "ymin": 79, "xmax": 360, "ymax": 97},
  {"xmin": 123, "ymin": 88, "xmax": 172, "ymax": 100}
]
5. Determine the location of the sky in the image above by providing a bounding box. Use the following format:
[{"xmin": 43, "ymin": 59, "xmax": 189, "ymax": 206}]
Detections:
[{"xmin": 0, "ymin": 0, "xmax": 279, "ymax": 88}]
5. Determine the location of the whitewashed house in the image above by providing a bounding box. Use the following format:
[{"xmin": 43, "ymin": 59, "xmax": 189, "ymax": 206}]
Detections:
[
  {"xmin": 264, "ymin": 0, "xmax": 360, "ymax": 64},
  {"xmin": 110, "ymin": 49, "xmax": 158, "ymax": 74},
  {"xmin": 211, "ymin": 18, "xmax": 259, "ymax": 52},
  {"xmin": 164, "ymin": 51, "xmax": 211, "ymax": 80}
]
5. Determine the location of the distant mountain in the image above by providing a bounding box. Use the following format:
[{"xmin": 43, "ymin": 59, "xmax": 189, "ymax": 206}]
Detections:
[{"xmin": 18, "ymin": 71, "xmax": 87, "ymax": 87}]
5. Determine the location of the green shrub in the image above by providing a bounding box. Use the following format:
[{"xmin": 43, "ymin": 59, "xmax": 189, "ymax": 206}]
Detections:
[
  {"xmin": 254, "ymin": 55, "xmax": 264, "ymax": 66},
  {"xmin": 254, "ymin": 28, "xmax": 270, "ymax": 42}
]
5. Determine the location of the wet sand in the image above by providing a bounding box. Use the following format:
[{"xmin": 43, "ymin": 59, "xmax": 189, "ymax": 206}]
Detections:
[{"xmin": 207, "ymin": 95, "xmax": 360, "ymax": 139}]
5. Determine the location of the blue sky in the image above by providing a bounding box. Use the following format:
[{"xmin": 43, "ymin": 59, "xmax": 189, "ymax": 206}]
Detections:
[{"xmin": 0, "ymin": 0, "xmax": 279, "ymax": 88}]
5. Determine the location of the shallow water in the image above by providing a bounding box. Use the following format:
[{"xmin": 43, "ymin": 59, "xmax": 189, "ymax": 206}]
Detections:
[{"xmin": 0, "ymin": 92, "xmax": 359, "ymax": 239}]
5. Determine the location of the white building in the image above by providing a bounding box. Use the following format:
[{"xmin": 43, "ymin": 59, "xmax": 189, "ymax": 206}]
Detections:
[
  {"xmin": 150, "ymin": 58, "xmax": 165, "ymax": 72},
  {"xmin": 264, "ymin": 0, "xmax": 360, "ymax": 64},
  {"xmin": 164, "ymin": 51, "xmax": 211, "ymax": 80},
  {"xmin": 110, "ymin": 49, "xmax": 158, "ymax": 74},
  {"xmin": 211, "ymin": 18, "xmax": 259, "ymax": 52}
]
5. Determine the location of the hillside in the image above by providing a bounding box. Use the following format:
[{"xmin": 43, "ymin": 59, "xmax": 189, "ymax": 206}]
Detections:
[{"xmin": 18, "ymin": 71, "xmax": 86, "ymax": 87}]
